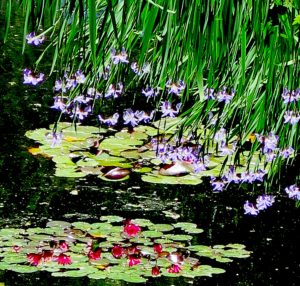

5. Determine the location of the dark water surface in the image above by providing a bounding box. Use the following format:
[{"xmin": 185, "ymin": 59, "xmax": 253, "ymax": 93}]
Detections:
[{"xmin": 0, "ymin": 7, "xmax": 300, "ymax": 286}]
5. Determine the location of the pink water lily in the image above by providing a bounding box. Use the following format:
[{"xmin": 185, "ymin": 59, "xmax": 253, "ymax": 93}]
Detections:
[
  {"xmin": 123, "ymin": 221, "xmax": 141, "ymax": 237},
  {"xmin": 56, "ymin": 253, "xmax": 72, "ymax": 265},
  {"xmin": 88, "ymin": 248, "xmax": 102, "ymax": 260},
  {"xmin": 112, "ymin": 245, "xmax": 125, "ymax": 258}
]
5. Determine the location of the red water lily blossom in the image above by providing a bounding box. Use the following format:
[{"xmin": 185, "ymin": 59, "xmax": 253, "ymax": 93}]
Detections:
[
  {"xmin": 123, "ymin": 221, "xmax": 141, "ymax": 237},
  {"xmin": 167, "ymin": 264, "xmax": 182, "ymax": 273},
  {"xmin": 112, "ymin": 245, "xmax": 125, "ymax": 258},
  {"xmin": 153, "ymin": 243, "xmax": 163, "ymax": 254},
  {"xmin": 59, "ymin": 241, "xmax": 69, "ymax": 252},
  {"xmin": 42, "ymin": 250, "xmax": 54, "ymax": 262},
  {"xmin": 151, "ymin": 266, "xmax": 161, "ymax": 276},
  {"xmin": 27, "ymin": 253, "xmax": 42, "ymax": 266},
  {"xmin": 88, "ymin": 248, "xmax": 102, "ymax": 260},
  {"xmin": 128, "ymin": 255, "xmax": 141, "ymax": 267},
  {"xmin": 56, "ymin": 253, "xmax": 72, "ymax": 265}
]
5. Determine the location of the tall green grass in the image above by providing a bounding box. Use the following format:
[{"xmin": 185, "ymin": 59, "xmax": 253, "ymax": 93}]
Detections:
[{"xmin": 3, "ymin": 0, "xmax": 300, "ymax": 183}]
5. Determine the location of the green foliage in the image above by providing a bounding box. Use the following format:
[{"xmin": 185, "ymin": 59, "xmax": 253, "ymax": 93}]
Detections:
[{"xmin": 5, "ymin": 1, "xmax": 300, "ymax": 185}]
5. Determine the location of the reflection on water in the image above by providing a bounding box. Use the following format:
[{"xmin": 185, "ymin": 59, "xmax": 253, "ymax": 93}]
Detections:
[{"xmin": 0, "ymin": 6, "xmax": 299, "ymax": 286}]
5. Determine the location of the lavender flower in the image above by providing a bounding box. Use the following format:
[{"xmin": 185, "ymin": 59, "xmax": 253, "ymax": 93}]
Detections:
[
  {"xmin": 105, "ymin": 83, "xmax": 123, "ymax": 98},
  {"xmin": 131, "ymin": 62, "xmax": 150, "ymax": 75},
  {"xmin": 265, "ymin": 150, "xmax": 277, "ymax": 162},
  {"xmin": 285, "ymin": 185, "xmax": 300, "ymax": 200},
  {"xmin": 216, "ymin": 87, "xmax": 235, "ymax": 103},
  {"xmin": 135, "ymin": 110, "xmax": 154, "ymax": 123},
  {"xmin": 281, "ymin": 88, "xmax": 300, "ymax": 104},
  {"xmin": 193, "ymin": 156, "xmax": 209, "ymax": 173},
  {"xmin": 160, "ymin": 101, "xmax": 181, "ymax": 118},
  {"xmin": 244, "ymin": 201, "xmax": 259, "ymax": 216},
  {"xmin": 141, "ymin": 86, "xmax": 159, "ymax": 100},
  {"xmin": 101, "ymin": 65, "xmax": 110, "ymax": 80},
  {"xmin": 23, "ymin": 68, "xmax": 44, "ymax": 85},
  {"xmin": 283, "ymin": 110, "xmax": 300, "ymax": 125},
  {"xmin": 222, "ymin": 166, "xmax": 240, "ymax": 184},
  {"xmin": 51, "ymin": 96, "xmax": 68, "ymax": 112},
  {"xmin": 26, "ymin": 32, "xmax": 45, "ymax": 46},
  {"xmin": 204, "ymin": 88, "xmax": 215, "ymax": 100},
  {"xmin": 87, "ymin": 87, "xmax": 102, "ymax": 99},
  {"xmin": 239, "ymin": 169, "xmax": 266, "ymax": 184},
  {"xmin": 280, "ymin": 147, "xmax": 294, "ymax": 159},
  {"xmin": 45, "ymin": 131, "xmax": 63, "ymax": 148},
  {"xmin": 213, "ymin": 128, "xmax": 226, "ymax": 143},
  {"xmin": 256, "ymin": 195, "xmax": 275, "ymax": 211},
  {"xmin": 111, "ymin": 47, "xmax": 129, "ymax": 64},
  {"xmin": 210, "ymin": 177, "xmax": 225, "ymax": 192},
  {"xmin": 256, "ymin": 132, "xmax": 279, "ymax": 153},
  {"xmin": 70, "ymin": 105, "xmax": 92, "ymax": 121},
  {"xmin": 123, "ymin": 108, "xmax": 139, "ymax": 127},
  {"xmin": 166, "ymin": 80, "xmax": 186, "ymax": 95},
  {"xmin": 74, "ymin": 70, "xmax": 86, "ymax": 84},
  {"xmin": 98, "ymin": 113, "xmax": 119, "ymax": 126},
  {"xmin": 219, "ymin": 141, "xmax": 236, "ymax": 156},
  {"xmin": 54, "ymin": 79, "xmax": 67, "ymax": 92}
]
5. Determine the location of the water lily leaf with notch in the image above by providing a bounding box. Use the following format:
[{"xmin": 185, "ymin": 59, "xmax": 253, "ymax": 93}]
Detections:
[
  {"xmin": 114, "ymin": 130, "xmax": 148, "ymax": 141},
  {"xmin": 222, "ymin": 248, "xmax": 251, "ymax": 258},
  {"xmin": 138, "ymin": 150, "xmax": 156, "ymax": 160},
  {"xmin": 164, "ymin": 234, "xmax": 193, "ymax": 241},
  {"xmin": 122, "ymin": 274, "xmax": 147, "ymax": 283},
  {"xmin": 55, "ymin": 167, "xmax": 86, "ymax": 178},
  {"xmin": 130, "ymin": 218, "xmax": 154, "ymax": 227},
  {"xmin": 134, "ymin": 125, "xmax": 158, "ymax": 137},
  {"xmin": 46, "ymin": 221, "xmax": 71, "ymax": 228},
  {"xmin": 173, "ymin": 222, "xmax": 204, "ymax": 234},
  {"xmin": 133, "ymin": 166, "xmax": 152, "ymax": 173},
  {"xmin": 90, "ymin": 222, "xmax": 113, "ymax": 230},
  {"xmin": 72, "ymin": 222, "xmax": 92, "ymax": 231},
  {"xmin": 142, "ymin": 172, "xmax": 202, "ymax": 185},
  {"xmin": 25, "ymin": 128, "xmax": 49, "ymax": 142},
  {"xmin": 148, "ymin": 224, "xmax": 174, "ymax": 232},
  {"xmin": 142, "ymin": 230, "xmax": 164, "ymax": 238},
  {"xmin": 226, "ymin": 243, "xmax": 246, "ymax": 249},
  {"xmin": 100, "ymin": 215, "xmax": 123, "ymax": 223},
  {"xmin": 88, "ymin": 271, "xmax": 108, "ymax": 279},
  {"xmin": 49, "ymin": 122, "xmax": 106, "ymax": 137},
  {"xmin": 76, "ymin": 158, "xmax": 99, "ymax": 167},
  {"xmin": 52, "ymin": 156, "xmax": 75, "ymax": 165},
  {"xmin": 120, "ymin": 150, "xmax": 141, "ymax": 159},
  {"xmin": 2, "ymin": 253, "xmax": 28, "ymax": 264},
  {"xmin": 215, "ymin": 257, "xmax": 233, "ymax": 263},
  {"xmin": 52, "ymin": 269, "xmax": 95, "ymax": 277},
  {"xmin": 8, "ymin": 265, "xmax": 39, "ymax": 273}
]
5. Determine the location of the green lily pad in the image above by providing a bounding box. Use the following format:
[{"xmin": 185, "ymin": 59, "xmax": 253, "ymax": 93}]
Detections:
[
  {"xmin": 10, "ymin": 265, "xmax": 39, "ymax": 273},
  {"xmin": 164, "ymin": 234, "xmax": 193, "ymax": 241},
  {"xmin": 142, "ymin": 230, "xmax": 164, "ymax": 238},
  {"xmin": 148, "ymin": 224, "xmax": 174, "ymax": 232},
  {"xmin": 142, "ymin": 172, "xmax": 202, "ymax": 185},
  {"xmin": 100, "ymin": 215, "xmax": 124, "ymax": 223}
]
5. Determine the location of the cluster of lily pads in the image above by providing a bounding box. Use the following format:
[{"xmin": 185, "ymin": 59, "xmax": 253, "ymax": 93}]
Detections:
[
  {"xmin": 23, "ymin": 32, "xmax": 298, "ymax": 216},
  {"xmin": 0, "ymin": 215, "xmax": 251, "ymax": 283}
]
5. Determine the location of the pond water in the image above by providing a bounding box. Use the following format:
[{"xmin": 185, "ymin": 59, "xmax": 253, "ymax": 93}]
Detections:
[{"xmin": 0, "ymin": 7, "xmax": 300, "ymax": 286}]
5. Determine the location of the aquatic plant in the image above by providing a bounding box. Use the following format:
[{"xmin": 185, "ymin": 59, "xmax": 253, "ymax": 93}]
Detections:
[{"xmin": 0, "ymin": 215, "xmax": 251, "ymax": 282}]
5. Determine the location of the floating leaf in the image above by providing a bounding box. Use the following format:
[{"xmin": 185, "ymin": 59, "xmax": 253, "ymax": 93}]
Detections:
[
  {"xmin": 100, "ymin": 215, "xmax": 124, "ymax": 223},
  {"xmin": 164, "ymin": 234, "xmax": 193, "ymax": 241},
  {"xmin": 148, "ymin": 224, "xmax": 174, "ymax": 232}
]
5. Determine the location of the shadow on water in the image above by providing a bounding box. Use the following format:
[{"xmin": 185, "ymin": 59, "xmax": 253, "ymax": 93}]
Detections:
[{"xmin": 0, "ymin": 5, "xmax": 299, "ymax": 286}]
